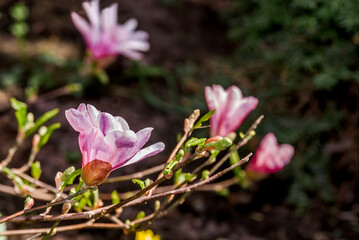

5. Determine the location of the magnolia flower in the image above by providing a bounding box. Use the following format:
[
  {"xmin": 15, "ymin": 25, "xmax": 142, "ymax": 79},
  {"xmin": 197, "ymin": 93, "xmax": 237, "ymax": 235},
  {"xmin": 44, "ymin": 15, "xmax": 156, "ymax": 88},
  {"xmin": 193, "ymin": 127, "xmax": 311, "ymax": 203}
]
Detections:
[
  {"xmin": 65, "ymin": 104, "xmax": 164, "ymax": 186},
  {"xmin": 247, "ymin": 133, "xmax": 294, "ymax": 177},
  {"xmin": 205, "ymin": 85, "xmax": 258, "ymax": 137},
  {"xmin": 71, "ymin": 0, "xmax": 149, "ymax": 60}
]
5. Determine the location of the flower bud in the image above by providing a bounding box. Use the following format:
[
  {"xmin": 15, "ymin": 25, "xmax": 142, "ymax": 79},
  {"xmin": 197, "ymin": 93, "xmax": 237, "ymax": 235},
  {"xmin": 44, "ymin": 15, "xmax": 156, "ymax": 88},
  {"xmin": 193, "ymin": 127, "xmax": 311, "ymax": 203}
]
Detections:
[
  {"xmin": 32, "ymin": 134, "xmax": 40, "ymax": 153},
  {"xmin": 24, "ymin": 195, "xmax": 34, "ymax": 210},
  {"xmin": 81, "ymin": 160, "xmax": 112, "ymax": 187},
  {"xmin": 55, "ymin": 172, "xmax": 63, "ymax": 191}
]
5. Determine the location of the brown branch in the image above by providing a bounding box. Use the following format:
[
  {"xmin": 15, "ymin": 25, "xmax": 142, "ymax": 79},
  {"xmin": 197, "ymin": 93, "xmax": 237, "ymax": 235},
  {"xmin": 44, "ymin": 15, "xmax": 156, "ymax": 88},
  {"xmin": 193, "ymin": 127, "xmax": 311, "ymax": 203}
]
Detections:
[
  {"xmin": 0, "ymin": 187, "xmax": 90, "ymax": 224},
  {"xmin": 103, "ymin": 164, "xmax": 165, "ymax": 183},
  {"xmin": 147, "ymin": 109, "xmax": 200, "ymax": 196},
  {"xmin": 0, "ymin": 221, "xmax": 124, "ymax": 236},
  {"xmin": 9, "ymin": 153, "xmax": 251, "ymax": 223}
]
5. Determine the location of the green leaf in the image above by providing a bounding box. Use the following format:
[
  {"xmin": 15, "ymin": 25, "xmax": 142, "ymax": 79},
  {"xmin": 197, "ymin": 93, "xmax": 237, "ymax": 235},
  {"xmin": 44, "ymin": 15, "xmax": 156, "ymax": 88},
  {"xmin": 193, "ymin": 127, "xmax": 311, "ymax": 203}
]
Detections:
[
  {"xmin": 201, "ymin": 170, "xmax": 209, "ymax": 180},
  {"xmin": 185, "ymin": 137, "xmax": 207, "ymax": 150},
  {"xmin": 132, "ymin": 179, "xmax": 145, "ymax": 189},
  {"xmin": 229, "ymin": 150, "xmax": 249, "ymax": 188},
  {"xmin": 2, "ymin": 167, "xmax": 24, "ymax": 190},
  {"xmin": 30, "ymin": 161, "xmax": 41, "ymax": 180},
  {"xmin": 193, "ymin": 110, "xmax": 215, "ymax": 129},
  {"xmin": 10, "ymin": 3, "xmax": 29, "ymax": 21},
  {"xmin": 38, "ymin": 122, "xmax": 61, "ymax": 148},
  {"xmin": 61, "ymin": 168, "xmax": 81, "ymax": 190},
  {"xmin": 135, "ymin": 211, "xmax": 145, "ymax": 220},
  {"xmin": 203, "ymin": 137, "xmax": 232, "ymax": 151},
  {"xmin": 184, "ymin": 173, "xmax": 197, "ymax": 183},
  {"xmin": 173, "ymin": 169, "xmax": 185, "ymax": 185},
  {"xmin": 0, "ymin": 213, "xmax": 7, "ymax": 240},
  {"xmin": 216, "ymin": 188, "xmax": 230, "ymax": 197},
  {"xmin": 25, "ymin": 108, "xmax": 59, "ymax": 137},
  {"xmin": 111, "ymin": 190, "xmax": 120, "ymax": 205},
  {"xmin": 10, "ymin": 98, "xmax": 27, "ymax": 129}
]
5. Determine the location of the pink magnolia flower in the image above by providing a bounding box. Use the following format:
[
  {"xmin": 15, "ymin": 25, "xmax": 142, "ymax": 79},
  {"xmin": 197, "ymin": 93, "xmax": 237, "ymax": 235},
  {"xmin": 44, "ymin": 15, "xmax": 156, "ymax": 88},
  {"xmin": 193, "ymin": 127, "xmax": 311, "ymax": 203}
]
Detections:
[
  {"xmin": 247, "ymin": 133, "xmax": 294, "ymax": 176},
  {"xmin": 65, "ymin": 104, "xmax": 164, "ymax": 186},
  {"xmin": 71, "ymin": 0, "xmax": 149, "ymax": 60},
  {"xmin": 205, "ymin": 85, "xmax": 258, "ymax": 137}
]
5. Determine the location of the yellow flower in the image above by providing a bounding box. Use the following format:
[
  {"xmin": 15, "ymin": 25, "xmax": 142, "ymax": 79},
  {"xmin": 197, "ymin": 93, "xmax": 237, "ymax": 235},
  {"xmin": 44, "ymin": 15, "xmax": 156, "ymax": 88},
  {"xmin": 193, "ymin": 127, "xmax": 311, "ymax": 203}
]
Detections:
[{"xmin": 135, "ymin": 229, "xmax": 161, "ymax": 240}]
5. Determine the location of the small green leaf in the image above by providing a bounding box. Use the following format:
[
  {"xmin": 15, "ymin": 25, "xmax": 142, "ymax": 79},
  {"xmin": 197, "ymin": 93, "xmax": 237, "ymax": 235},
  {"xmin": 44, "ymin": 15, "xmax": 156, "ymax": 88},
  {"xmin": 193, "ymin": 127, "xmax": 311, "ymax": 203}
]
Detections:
[
  {"xmin": 10, "ymin": 3, "xmax": 29, "ymax": 21},
  {"xmin": 25, "ymin": 108, "xmax": 59, "ymax": 137},
  {"xmin": 10, "ymin": 98, "xmax": 27, "ymax": 129},
  {"xmin": 132, "ymin": 179, "xmax": 145, "ymax": 189},
  {"xmin": 173, "ymin": 169, "xmax": 185, "ymax": 185},
  {"xmin": 135, "ymin": 211, "xmax": 145, "ymax": 220},
  {"xmin": 165, "ymin": 160, "xmax": 178, "ymax": 171},
  {"xmin": 193, "ymin": 110, "xmax": 215, "ymax": 129},
  {"xmin": 185, "ymin": 137, "xmax": 207, "ymax": 150},
  {"xmin": 216, "ymin": 188, "xmax": 230, "ymax": 197},
  {"xmin": 111, "ymin": 190, "xmax": 120, "ymax": 204},
  {"xmin": 184, "ymin": 173, "xmax": 197, "ymax": 183},
  {"xmin": 201, "ymin": 170, "xmax": 209, "ymax": 180},
  {"xmin": 2, "ymin": 167, "xmax": 24, "ymax": 190},
  {"xmin": 203, "ymin": 137, "xmax": 232, "ymax": 151},
  {"xmin": 61, "ymin": 167, "xmax": 81, "ymax": 190},
  {"xmin": 144, "ymin": 178, "xmax": 151, "ymax": 188},
  {"xmin": 38, "ymin": 122, "xmax": 61, "ymax": 148},
  {"xmin": 31, "ymin": 161, "xmax": 41, "ymax": 180},
  {"xmin": 176, "ymin": 149, "xmax": 184, "ymax": 162}
]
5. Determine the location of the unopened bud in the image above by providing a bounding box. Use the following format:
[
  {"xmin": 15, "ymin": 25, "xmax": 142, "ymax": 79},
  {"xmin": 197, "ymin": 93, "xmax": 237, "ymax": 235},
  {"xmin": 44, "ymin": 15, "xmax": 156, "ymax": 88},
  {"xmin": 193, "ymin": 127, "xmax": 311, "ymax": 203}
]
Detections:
[
  {"xmin": 24, "ymin": 195, "xmax": 34, "ymax": 210},
  {"xmin": 62, "ymin": 202, "xmax": 71, "ymax": 214},
  {"xmin": 39, "ymin": 126, "xmax": 47, "ymax": 136},
  {"xmin": 81, "ymin": 160, "xmax": 112, "ymax": 187},
  {"xmin": 27, "ymin": 113, "xmax": 34, "ymax": 123},
  {"xmin": 32, "ymin": 134, "xmax": 40, "ymax": 152},
  {"xmin": 55, "ymin": 172, "xmax": 63, "ymax": 191}
]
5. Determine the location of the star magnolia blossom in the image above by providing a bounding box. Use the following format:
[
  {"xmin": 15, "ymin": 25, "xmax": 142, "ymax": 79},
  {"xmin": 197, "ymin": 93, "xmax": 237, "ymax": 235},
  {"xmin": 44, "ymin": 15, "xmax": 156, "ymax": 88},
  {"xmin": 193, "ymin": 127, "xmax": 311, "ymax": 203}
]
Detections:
[
  {"xmin": 247, "ymin": 133, "xmax": 294, "ymax": 175},
  {"xmin": 205, "ymin": 85, "xmax": 258, "ymax": 137},
  {"xmin": 65, "ymin": 104, "xmax": 165, "ymax": 186},
  {"xmin": 71, "ymin": 0, "xmax": 149, "ymax": 60}
]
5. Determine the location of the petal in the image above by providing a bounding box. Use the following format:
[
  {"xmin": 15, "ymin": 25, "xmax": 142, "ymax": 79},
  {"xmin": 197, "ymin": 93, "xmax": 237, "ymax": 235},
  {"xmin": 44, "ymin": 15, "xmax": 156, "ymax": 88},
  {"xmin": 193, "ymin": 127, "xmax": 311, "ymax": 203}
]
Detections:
[
  {"xmin": 278, "ymin": 144, "xmax": 295, "ymax": 165},
  {"xmin": 122, "ymin": 18, "xmax": 138, "ymax": 32},
  {"xmin": 117, "ymin": 142, "xmax": 165, "ymax": 169},
  {"xmin": 101, "ymin": 3, "xmax": 118, "ymax": 30},
  {"xmin": 134, "ymin": 127, "xmax": 153, "ymax": 151},
  {"xmin": 83, "ymin": 0, "xmax": 100, "ymax": 29},
  {"xmin": 218, "ymin": 96, "xmax": 258, "ymax": 136},
  {"xmin": 105, "ymin": 130, "xmax": 137, "ymax": 149},
  {"xmin": 97, "ymin": 112, "xmax": 118, "ymax": 136},
  {"xmin": 65, "ymin": 108, "xmax": 92, "ymax": 133},
  {"xmin": 77, "ymin": 103, "xmax": 87, "ymax": 113},
  {"xmin": 86, "ymin": 104, "xmax": 100, "ymax": 126},
  {"xmin": 115, "ymin": 116, "xmax": 129, "ymax": 131},
  {"xmin": 120, "ymin": 40, "xmax": 150, "ymax": 51},
  {"xmin": 71, "ymin": 12, "xmax": 91, "ymax": 41}
]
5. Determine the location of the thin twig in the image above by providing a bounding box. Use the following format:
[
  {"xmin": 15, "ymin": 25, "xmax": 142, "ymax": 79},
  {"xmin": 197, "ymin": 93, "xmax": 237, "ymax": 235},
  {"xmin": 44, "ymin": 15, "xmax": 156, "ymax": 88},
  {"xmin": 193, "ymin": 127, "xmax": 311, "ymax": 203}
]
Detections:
[
  {"xmin": 147, "ymin": 109, "xmax": 200, "ymax": 196},
  {"xmin": 103, "ymin": 164, "xmax": 165, "ymax": 184},
  {"xmin": 0, "ymin": 187, "xmax": 90, "ymax": 224},
  {"xmin": 0, "ymin": 221, "xmax": 122, "ymax": 236},
  {"xmin": 209, "ymin": 115, "xmax": 263, "ymax": 175},
  {"xmin": 9, "ymin": 153, "xmax": 251, "ymax": 223}
]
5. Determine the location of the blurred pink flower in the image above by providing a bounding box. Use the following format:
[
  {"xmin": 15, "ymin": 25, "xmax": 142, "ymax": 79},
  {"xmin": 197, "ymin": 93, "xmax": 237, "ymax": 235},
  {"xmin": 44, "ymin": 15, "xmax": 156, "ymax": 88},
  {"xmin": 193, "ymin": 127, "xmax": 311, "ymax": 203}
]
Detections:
[
  {"xmin": 71, "ymin": 0, "xmax": 149, "ymax": 60},
  {"xmin": 205, "ymin": 85, "xmax": 258, "ymax": 137},
  {"xmin": 247, "ymin": 133, "xmax": 294, "ymax": 175},
  {"xmin": 65, "ymin": 104, "xmax": 164, "ymax": 186}
]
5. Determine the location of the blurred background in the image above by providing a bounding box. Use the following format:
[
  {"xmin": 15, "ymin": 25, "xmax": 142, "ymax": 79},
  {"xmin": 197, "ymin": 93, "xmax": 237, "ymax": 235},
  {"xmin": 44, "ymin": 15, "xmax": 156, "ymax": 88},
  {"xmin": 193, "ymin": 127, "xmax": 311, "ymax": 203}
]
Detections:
[{"xmin": 0, "ymin": 0, "xmax": 358, "ymax": 239}]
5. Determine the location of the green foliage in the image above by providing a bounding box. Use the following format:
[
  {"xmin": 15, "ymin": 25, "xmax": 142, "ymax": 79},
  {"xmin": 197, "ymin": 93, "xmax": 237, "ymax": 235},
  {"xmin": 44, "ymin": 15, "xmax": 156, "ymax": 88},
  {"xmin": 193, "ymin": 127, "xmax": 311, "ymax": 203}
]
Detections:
[
  {"xmin": 225, "ymin": 0, "xmax": 359, "ymax": 90},
  {"xmin": 30, "ymin": 161, "xmax": 42, "ymax": 180},
  {"xmin": 132, "ymin": 178, "xmax": 151, "ymax": 190},
  {"xmin": 221, "ymin": 0, "xmax": 353, "ymax": 210},
  {"xmin": 193, "ymin": 110, "xmax": 215, "ymax": 129},
  {"xmin": 60, "ymin": 167, "xmax": 81, "ymax": 190},
  {"xmin": 111, "ymin": 190, "xmax": 120, "ymax": 205}
]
